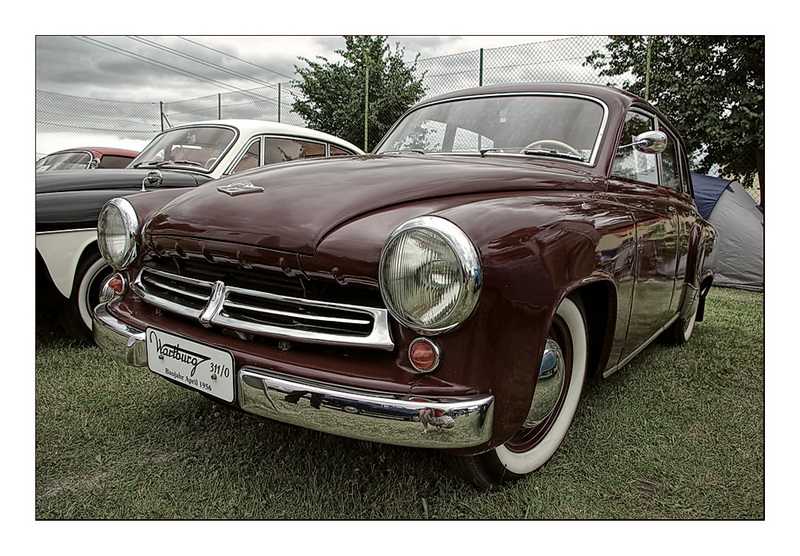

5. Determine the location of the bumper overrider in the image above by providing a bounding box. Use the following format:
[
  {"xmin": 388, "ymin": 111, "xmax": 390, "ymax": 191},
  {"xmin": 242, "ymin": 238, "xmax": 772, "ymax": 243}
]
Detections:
[{"xmin": 93, "ymin": 303, "xmax": 495, "ymax": 449}]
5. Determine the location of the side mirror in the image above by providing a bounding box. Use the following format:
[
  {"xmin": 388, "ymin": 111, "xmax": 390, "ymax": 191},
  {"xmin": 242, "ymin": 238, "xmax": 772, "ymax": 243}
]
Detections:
[
  {"xmin": 141, "ymin": 169, "xmax": 163, "ymax": 191},
  {"xmin": 620, "ymin": 130, "xmax": 668, "ymax": 154},
  {"xmin": 89, "ymin": 158, "xmax": 101, "ymax": 169}
]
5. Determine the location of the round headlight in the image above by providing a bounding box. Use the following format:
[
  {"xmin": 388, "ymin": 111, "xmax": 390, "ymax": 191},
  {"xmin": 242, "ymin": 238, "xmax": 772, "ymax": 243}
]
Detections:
[
  {"xmin": 379, "ymin": 216, "xmax": 482, "ymax": 333},
  {"xmin": 97, "ymin": 198, "xmax": 139, "ymax": 269}
]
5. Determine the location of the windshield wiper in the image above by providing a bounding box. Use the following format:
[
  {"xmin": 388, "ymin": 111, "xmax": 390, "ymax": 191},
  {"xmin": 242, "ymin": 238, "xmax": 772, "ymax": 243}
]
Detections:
[
  {"xmin": 521, "ymin": 148, "xmax": 585, "ymax": 162},
  {"xmin": 133, "ymin": 160, "xmax": 203, "ymax": 169},
  {"xmin": 381, "ymin": 149, "xmax": 426, "ymax": 155},
  {"xmin": 132, "ymin": 160, "xmax": 159, "ymax": 168}
]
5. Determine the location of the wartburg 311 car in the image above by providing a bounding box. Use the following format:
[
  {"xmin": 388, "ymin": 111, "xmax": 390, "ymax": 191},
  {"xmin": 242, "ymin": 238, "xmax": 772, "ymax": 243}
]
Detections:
[
  {"xmin": 36, "ymin": 120, "xmax": 362, "ymax": 342},
  {"xmin": 92, "ymin": 83, "xmax": 717, "ymax": 489}
]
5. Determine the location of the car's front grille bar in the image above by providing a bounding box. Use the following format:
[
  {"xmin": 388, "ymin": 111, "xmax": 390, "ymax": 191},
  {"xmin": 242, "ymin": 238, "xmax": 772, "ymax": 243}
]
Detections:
[{"xmin": 132, "ymin": 267, "xmax": 394, "ymax": 350}]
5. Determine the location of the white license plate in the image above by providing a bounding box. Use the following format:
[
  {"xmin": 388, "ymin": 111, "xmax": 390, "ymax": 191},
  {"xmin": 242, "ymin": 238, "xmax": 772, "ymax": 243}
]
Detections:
[{"xmin": 146, "ymin": 328, "xmax": 235, "ymax": 403}]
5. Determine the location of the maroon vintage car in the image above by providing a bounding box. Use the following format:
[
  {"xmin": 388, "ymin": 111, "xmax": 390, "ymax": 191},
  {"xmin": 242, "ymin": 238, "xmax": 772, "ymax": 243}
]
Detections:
[{"xmin": 91, "ymin": 83, "xmax": 717, "ymax": 489}]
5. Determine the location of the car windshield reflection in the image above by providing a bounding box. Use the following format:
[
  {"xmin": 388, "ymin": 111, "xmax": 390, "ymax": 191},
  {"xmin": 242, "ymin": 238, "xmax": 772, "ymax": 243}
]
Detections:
[
  {"xmin": 130, "ymin": 126, "xmax": 237, "ymax": 172},
  {"xmin": 36, "ymin": 151, "xmax": 93, "ymax": 171},
  {"xmin": 376, "ymin": 94, "xmax": 606, "ymax": 165}
]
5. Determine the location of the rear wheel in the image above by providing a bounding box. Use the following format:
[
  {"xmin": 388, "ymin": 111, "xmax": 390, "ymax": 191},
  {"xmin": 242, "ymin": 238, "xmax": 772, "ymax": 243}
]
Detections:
[
  {"xmin": 447, "ymin": 296, "xmax": 588, "ymax": 490},
  {"xmin": 59, "ymin": 248, "xmax": 112, "ymax": 343}
]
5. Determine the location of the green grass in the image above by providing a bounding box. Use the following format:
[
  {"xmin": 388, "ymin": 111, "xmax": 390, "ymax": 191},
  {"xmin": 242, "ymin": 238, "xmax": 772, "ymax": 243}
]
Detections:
[{"xmin": 35, "ymin": 287, "xmax": 764, "ymax": 520}]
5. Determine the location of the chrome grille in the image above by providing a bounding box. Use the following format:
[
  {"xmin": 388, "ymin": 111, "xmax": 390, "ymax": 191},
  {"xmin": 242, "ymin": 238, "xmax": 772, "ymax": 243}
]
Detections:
[{"xmin": 133, "ymin": 266, "xmax": 393, "ymax": 350}]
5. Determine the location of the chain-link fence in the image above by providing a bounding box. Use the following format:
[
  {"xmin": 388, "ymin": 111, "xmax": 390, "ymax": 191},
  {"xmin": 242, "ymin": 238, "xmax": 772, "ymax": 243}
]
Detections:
[
  {"xmin": 36, "ymin": 36, "xmax": 619, "ymax": 159},
  {"xmin": 418, "ymin": 36, "xmax": 622, "ymax": 97}
]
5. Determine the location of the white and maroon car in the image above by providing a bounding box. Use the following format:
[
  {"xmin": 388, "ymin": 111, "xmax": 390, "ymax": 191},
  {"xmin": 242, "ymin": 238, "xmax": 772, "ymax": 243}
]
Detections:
[{"xmin": 36, "ymin": 120, "xmax": 363, "ymax": 341}]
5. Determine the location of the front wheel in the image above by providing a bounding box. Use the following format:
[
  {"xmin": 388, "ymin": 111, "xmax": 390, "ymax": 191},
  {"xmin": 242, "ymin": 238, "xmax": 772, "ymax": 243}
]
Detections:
[
  {"xmin": 58, "ymin": 248, "xmax": 112, "ymax": 343},
  {"xmin": 662, "ymin": 285, "xmax": 701, "ymax": 346},
  {"xmin": 446, "ymin": 296, "xmax": 588, "ymax": 490}
]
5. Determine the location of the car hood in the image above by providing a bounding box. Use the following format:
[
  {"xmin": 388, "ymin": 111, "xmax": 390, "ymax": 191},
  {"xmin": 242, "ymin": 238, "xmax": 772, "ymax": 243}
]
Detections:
[
  {"xmin": 36, "ymin": 168, "xmax": 210, "ymax": 194},
  {"xmin": 145, "ymin": 154, "xmax": 598, "ymax": 255}
]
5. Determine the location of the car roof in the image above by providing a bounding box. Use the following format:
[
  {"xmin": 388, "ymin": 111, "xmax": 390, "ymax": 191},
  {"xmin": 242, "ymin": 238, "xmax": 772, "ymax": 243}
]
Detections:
[
  {"xmin": 167, "ymin": 119, "xmax": 364, "ymax": 154},
  {"xmin": 415, "ymin": 82, "xmax": 642, "ymax": 107}
]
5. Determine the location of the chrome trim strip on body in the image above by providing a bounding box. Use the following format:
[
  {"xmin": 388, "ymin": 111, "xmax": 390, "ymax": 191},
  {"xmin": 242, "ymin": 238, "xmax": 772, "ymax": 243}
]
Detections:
[
  {"xmin": 602, "ymin": 312, "xmax": 681, "ymax": 378},
  {"xmin": 132, "ymin": 267, "xmax": 395, "ymax": 350},
  {"xmin": 35, "ymin": 227, "xmax": 96, "ymax": 235},
  {"xmin": 239, "ymin": 367, "xmax": 494, "ymax": 449}
]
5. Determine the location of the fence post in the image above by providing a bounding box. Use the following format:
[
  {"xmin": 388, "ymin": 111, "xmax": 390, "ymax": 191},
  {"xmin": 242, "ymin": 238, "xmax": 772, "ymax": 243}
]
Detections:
[
  {"xmin": 644, "ymin": 36, "xmax": 652, "ymax": 101},
  {"xmin": 363, "ymin": 52, "xmax": 370, "ymax": 152},
  {"xmin": 160, "ymin": 102, "xmax": 165, "ymax": 131},
  {"xmin": 277, "ymin": 83, "xmax": 282, "ymax": 123},
  {"xmin": 479, "ymin": 48, "xmax": 484, "ymax": 86},
  {"xmin": 218, "ymin": 94, "xmax": 222, "ymax": 119}
]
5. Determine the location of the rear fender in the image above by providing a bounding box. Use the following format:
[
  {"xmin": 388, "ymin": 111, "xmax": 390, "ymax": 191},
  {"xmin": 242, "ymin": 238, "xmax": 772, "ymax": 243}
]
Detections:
[{"xmin": 679, "ymin": 221, "xmax": 718, "ymax": 321}]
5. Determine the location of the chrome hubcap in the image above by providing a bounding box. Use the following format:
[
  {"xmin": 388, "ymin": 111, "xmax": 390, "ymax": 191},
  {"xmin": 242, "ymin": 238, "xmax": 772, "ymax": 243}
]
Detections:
[{"xmin": 524, "ymin": 338, "xmax": 566, "ymax": 427}]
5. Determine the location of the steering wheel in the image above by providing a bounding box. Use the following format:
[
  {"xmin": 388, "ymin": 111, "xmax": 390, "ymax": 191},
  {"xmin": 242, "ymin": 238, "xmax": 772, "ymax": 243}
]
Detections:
[{"xmin": 521, "ymin": 139, "xmax": 582, "ymax": 157}]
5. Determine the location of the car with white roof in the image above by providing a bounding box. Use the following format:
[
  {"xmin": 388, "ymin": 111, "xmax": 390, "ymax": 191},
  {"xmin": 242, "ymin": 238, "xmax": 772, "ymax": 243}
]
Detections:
[{"xmin": 36, "ymin": 119, "xmax": 363, "ymax": 341}]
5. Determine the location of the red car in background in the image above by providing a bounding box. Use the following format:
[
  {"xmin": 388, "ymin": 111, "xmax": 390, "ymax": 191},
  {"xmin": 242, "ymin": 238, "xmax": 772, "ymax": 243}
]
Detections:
[{"xmin": 36, "ymin": 146, "xmax": 140, "ymax": 171}]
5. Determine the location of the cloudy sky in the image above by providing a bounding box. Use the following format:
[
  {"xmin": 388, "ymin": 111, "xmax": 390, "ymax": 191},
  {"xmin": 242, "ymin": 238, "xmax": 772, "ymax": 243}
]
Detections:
[
  {"xmin": 35, "ymin": 35, "xmax": 560, "ymax": 102},
  {"xmin": 33, "ymin": 35, "xmax": 582, "ymax": 155}
]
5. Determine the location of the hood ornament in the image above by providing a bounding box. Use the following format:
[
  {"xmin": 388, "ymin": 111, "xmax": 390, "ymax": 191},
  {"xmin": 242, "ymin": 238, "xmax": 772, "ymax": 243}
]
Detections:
[{"xmin": 217, "ymin": 179, "xmax": 265, "ymax": 196}]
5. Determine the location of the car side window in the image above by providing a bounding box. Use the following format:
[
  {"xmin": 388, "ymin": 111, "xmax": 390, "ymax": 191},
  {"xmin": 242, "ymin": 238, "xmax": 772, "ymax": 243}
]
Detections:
[
  {"xmin": 612, "ymin": 111, "xmax": 658, "ymax": 185},
  {"xmin": 232, "ymin": 139, "xmax": 261, "ymax": 174},
  {"xmin": 659, "ymin": 128, "xmax": 684, "ymax": 193},
  {"xmin": 264, "ymin": 138, "xmax": 326, "ymax": 164},
  {"xmin": 98, "ymin": 155, "xmax": 134, "ymax": 169},
  {"xmin": 330, "ymin": 145, "xmax": 355, "ymax": 156}
]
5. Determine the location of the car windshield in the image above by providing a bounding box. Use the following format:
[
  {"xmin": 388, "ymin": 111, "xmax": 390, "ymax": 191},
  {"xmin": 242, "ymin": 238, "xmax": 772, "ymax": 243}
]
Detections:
[
  {"xmin": 130, "ymin": 126, "xmax": 237, "ymax": 171},
  {"xmin": 376, "ymin": 94, "xmax": 606, "ymax": 164},
  {"xmin": 36, "ymin": 151, "xmax": 93, "ymax": 171}
]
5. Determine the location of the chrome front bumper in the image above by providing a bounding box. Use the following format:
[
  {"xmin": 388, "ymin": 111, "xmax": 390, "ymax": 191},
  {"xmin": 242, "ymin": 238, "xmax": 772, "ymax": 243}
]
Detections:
[{"xmin": 92, "ymin": 303, "xmax": 495, "ymax": 449}]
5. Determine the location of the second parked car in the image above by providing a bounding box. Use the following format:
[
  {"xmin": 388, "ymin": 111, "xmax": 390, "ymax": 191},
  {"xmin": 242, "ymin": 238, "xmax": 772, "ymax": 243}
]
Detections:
[
  {"xmin": 36, "ymin": 120, "xmax": 363, "ymax": 341},
  {"xmin": 36, "ymin": 146, "xmax": 140, "ymax": 171}
]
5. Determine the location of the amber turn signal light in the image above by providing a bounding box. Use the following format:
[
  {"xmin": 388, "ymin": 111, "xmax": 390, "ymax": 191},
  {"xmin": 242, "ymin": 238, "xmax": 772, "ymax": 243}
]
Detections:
[{"xmin": 409, "ymin": 337, "xmax": 441, "ymax": 373}]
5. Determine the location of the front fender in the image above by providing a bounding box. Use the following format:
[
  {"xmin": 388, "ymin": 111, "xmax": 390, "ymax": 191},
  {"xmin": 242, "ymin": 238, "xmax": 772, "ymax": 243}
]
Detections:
[
  {"xmin": 36, "ymin": 229, "xmax": 98, "ymax": 297},
  {"xmin": 308, "ymin": 191, "xmax": 632, "ymax": 451},
  {"xmin": 428, "ymin": 194, "xmax": 632, "ymax": 449}
]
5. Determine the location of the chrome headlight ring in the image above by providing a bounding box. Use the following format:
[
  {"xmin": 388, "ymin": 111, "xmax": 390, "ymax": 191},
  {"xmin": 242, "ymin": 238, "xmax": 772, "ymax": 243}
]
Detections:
[
  {"xmin": 97, "ymin": 197, "xmax": 139, "ymax": 270},
  {"xmin": 379, "ymin": 216, "xmax": 482, "ymax": 334}
]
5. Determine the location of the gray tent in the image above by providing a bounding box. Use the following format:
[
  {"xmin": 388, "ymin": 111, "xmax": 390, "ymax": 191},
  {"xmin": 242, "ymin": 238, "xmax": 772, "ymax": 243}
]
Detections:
[{"xmin": 692, "ymin": 173, "xmax": 764, "ymax": 291}]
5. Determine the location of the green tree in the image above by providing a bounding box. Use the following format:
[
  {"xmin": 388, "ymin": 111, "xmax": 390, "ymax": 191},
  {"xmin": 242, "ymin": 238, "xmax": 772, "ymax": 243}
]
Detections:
[
  {"xmin": 586, "ymin": 36, "xmax": 765, "ymax": 207},
  {"xmin": 293, "ymin": 36, "xmax": 426, "ymax": 152}
]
